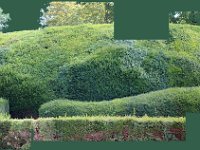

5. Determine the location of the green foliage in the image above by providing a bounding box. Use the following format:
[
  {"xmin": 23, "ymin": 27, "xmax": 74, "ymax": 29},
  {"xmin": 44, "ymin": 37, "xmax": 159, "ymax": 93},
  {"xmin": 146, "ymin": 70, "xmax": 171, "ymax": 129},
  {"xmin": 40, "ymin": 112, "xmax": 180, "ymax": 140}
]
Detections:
[
  {"xmin": 0, "ymin": 47, "xmax": 9, "ymax": 64},
  {"xmin": 54, "ymin": 40, "xmax": 200, "ymax": 101},
  {"xmin": 0, "ymin": 114, "xmax": 10, "ymax": 120},
  {"xmin": 0, "ymin": 24, "xmax": 200, "ymax": 117},
  {"xmin": 0, "ymin": 98, "xmax": 9, "ymax": 115},
  {"xmin": 169, "ymin": 11, "xmax": 200, "ymax": 25},
  {"xmin": 0, "ymin": 119, "xmax": 32, "ymax": 149},
  {"xmin": 37, "ymin": 116, "xmax": 185, "ymax": 141},
  {"xmin": 0, "ymin": 7, "xmax": 10, "ymax": 31},
  {"xmin": 40, "ymin": 2, "xmax": 113, "ymax": 26},
  {"xmin": 54, "ymin": 45, "xmax": 150, "ymax": 100},
  {"xmin": 0, "ymin": 116, "xmax": 185, "ymax": 148},
  {"xmin": 104, "ymin": 2, "xmax": 114, "ymax": 23},
  {"xmin": 0, "ymin": 24, "xmax": 114, "ymax": 117},
  {"xmin": 39, "ymin": 87, "xmax": 200, "ymax": 117},
  {"xmin": 0, "ymin": 68, "xmax": 54, "ymax": 118}
]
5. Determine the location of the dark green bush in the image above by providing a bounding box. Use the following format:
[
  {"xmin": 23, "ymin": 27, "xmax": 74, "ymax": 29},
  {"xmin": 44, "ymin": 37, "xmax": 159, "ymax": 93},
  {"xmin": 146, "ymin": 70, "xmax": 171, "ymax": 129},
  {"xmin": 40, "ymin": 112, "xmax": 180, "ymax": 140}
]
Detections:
[
  {"xmin": 0, "ymin": 98, "xmax": 9, "ymax": 114},
  {"xmin": 39, "ymin": 87, "xmax": 200, "ymax": 117},
  {"xmin": 54, "ymin": 46, "xmax": 150, "ymax": 100},
  {"xmin": 0, "ymin": 69, "xmax": 55, "ymax": 118},
  {"xmin": 54, "ymin": 48, "xmax": 200, "ymax": 101},
  {"xmin": 1, "ymin": 24, "xmax": 200, "ymax": 117}
]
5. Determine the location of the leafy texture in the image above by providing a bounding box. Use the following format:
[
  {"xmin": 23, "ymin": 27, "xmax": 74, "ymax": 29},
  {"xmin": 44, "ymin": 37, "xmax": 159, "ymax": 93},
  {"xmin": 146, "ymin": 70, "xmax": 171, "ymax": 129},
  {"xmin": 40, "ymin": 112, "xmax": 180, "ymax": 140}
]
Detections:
[
  {"xmin": 0, "ymin": 8, "xmax": 10, "ymax": 31},
  {"xmin": 0, "ymin": 116, "xmax": 185, "ymax": 149},
  {"xmin": 0, "ymin": 24, "xmax": 200, "ymax": 117},
  {"xmin": 39, "ymin": 87, "xmax": 200, "ymax": 117},
  {"xmin": 0, "ymin": 98, "xmax": 9, "ymax": 115},
  {"xmin": 40, "ymin": 2, "xmax": 114, "ymax": 26}
]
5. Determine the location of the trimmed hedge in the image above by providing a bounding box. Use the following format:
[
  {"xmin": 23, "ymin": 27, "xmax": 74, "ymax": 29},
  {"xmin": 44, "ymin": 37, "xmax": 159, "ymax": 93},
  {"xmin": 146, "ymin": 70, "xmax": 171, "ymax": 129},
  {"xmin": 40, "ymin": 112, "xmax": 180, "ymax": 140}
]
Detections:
[
  {"xmin": 1, "ymin": 24, "xmax": 200, "ymax": 117},
  {"xmin": 39, "ymin": 87, "xmax": 200, "ymax": 117},
  {"xmin": 0, "ymin": 116, "xmax": 185, "ymax": 149},
  {"xmin": 0, "ymin": 119, "xmax": 32, "ymax": 150},
  {"xmin": 0, "ymin": 98, "xmax": 9, "ymax": 114}
]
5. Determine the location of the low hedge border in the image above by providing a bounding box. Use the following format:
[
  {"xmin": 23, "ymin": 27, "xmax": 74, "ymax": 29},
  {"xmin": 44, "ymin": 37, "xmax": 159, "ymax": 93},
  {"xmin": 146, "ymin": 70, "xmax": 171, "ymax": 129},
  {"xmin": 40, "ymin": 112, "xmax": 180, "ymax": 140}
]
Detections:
[
  {"xmin": 39, "ymin": 87, "xmax": 200, "ymax": 118},
  {"xmin": 0, "ymin": 116, "xmax": 185, "ymax": 149},
  {"xmin": 0, "ymin": 98, "xmax": 9, "ymax": 114}
]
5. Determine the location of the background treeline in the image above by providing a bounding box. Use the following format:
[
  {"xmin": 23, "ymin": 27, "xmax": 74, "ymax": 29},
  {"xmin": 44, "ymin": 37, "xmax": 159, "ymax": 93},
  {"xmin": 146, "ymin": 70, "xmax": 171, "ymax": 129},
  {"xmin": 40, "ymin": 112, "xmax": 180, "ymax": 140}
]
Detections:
[
  {"xmin": 2, "ymin": 2, "xmax": 200, "ymax": 32},
  {"xmin": 40, "ymin": 2, "xmax": 114, "ymax": 26},
  {"xmin": 42, "ymin": 3, "xmax": 200, "ymax": 26},
  {"xmin": 169, "ymin": 11, "xmax": 200, "ymax": 25}
]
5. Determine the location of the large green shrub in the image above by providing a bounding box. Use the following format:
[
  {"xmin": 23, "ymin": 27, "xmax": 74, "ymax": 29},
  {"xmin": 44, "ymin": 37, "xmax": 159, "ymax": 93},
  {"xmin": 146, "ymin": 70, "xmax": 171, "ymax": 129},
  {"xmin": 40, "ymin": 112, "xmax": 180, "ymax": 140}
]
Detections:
[
  {"xmin": 53, "ymin": 45, "xmax": 200, "ymax": 101},
  {"xmin": 0, "ymin": 69, "xmax": 54, "ymax": 118},
  {"xmin": 0, "ymin": 25, "xmax": 114, "ymax": 117},
  {"xmin": 54, "ymin": 45, "xmax": 150, "ymax": 100},
  {"xmin": 0, "ymin": 98, "xmax": 9, "ymax": 114},
  {"xmin": 39, "ymin": 87, "xmax": 200, "ymax": 117},
  {"xmin": 1, "ymin": 24, "xmax": 200, "ymax": 117}
]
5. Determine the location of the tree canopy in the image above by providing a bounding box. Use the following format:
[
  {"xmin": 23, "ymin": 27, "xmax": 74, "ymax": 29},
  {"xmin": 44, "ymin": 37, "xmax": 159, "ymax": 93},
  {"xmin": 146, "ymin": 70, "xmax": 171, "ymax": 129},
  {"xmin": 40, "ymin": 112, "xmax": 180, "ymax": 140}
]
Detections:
[
  {"xmin": 40, "ymin": 2, "xmax": 114, "ymax": 27},
  {"xmin": 170, "ymin": 11, "xmax": 200, "ymax": 25},
  {"xmin": 0, "ymin": 7, "xmax": 10, "ymax": 31}
]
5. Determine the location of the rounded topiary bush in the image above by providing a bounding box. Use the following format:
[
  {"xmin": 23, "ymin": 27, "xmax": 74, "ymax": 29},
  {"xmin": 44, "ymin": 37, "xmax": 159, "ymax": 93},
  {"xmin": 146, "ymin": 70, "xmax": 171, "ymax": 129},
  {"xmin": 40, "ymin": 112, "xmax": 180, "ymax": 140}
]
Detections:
[
  {"xmin": 39, "ymin": 87, "xmax": 200, "ymax": 117},
  {"xmin": 53, "ymin": 46, "xmax": 150, "ymax": 100},
  {"xmin": 54, "ymin": 48, "xmax": 200, "ymax": 101}
]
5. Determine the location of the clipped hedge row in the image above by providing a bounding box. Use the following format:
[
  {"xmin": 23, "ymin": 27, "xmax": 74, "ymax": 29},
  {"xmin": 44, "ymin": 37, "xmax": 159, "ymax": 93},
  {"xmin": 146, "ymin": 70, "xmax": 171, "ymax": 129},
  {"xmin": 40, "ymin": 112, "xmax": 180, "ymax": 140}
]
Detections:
[
  {"xmin": 0, "ymin": 116, "xmax": 185, "ymax": 149},
  {"xmin": 0, "ymin": 119, "xmax": 32, "ymax": 150},
  {"xmin": 39, "ymin": 87, "xmax": 200, "ymax": 117},
  {"xmin": 0, "ymin": 98, "xmax": 9, "ymax": 114}
]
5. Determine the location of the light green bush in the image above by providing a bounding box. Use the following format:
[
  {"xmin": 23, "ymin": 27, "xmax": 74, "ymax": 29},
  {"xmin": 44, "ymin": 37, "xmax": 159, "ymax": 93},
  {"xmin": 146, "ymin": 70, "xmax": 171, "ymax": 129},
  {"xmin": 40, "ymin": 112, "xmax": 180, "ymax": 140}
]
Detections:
[{"xmin": 39, "ymin": 87, "xmax": 200, "ymax": 117}]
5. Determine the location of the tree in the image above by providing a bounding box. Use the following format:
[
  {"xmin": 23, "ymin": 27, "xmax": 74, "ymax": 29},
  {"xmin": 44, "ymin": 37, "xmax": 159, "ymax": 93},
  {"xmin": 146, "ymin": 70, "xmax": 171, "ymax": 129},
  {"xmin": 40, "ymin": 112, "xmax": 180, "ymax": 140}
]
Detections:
[
  {"xmin": 169, "ymin": 11, "xmax": 200, "ymax": 25},
  {"xmin": 40, "ymin": 2, "xmax": 114, "ymax": 27},
  {"xmin": 0, "ymin": 7, "xmax": 10, "ymax": 31}
]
